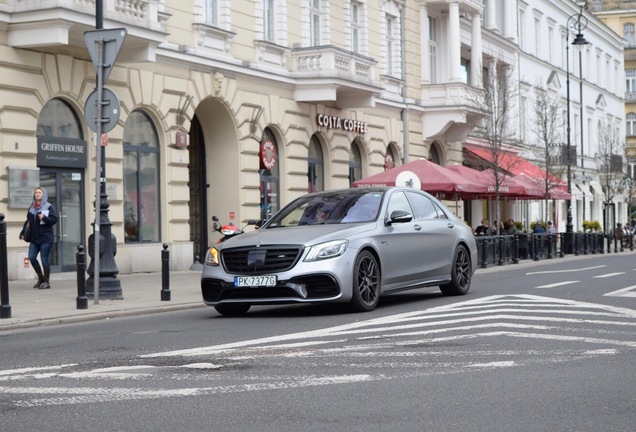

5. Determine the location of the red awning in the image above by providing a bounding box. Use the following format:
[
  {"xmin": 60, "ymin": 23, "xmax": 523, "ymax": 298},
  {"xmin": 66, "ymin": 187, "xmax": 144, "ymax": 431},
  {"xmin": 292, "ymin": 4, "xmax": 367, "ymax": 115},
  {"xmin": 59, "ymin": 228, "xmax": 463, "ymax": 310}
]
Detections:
[
  {"xmin": 464, "ymin": 146, "xmax": 570, "ymax": 199},
  {"xmin": 353, "ymin": 158, "xmax": 488, "ymax": 199},
  {"xmin": 446, "ymin": 165, "xmax": 540, "ymax": 199}
]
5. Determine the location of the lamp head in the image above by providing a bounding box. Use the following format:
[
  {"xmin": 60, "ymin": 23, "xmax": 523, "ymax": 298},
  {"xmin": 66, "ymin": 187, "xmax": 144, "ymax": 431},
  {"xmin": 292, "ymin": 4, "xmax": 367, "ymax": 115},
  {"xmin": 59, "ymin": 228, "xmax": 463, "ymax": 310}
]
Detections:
[{"xmin": 572, "ymin": 33, "xmax": 589, "ymax": 51}]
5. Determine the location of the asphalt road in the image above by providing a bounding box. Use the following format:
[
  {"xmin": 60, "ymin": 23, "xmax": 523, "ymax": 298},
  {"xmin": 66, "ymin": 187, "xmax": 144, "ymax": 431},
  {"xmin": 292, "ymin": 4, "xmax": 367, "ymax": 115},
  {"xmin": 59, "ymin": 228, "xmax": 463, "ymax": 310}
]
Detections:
[{"xmin": 1, "ymin": 254, "xmax": 635, "ymax": 432}]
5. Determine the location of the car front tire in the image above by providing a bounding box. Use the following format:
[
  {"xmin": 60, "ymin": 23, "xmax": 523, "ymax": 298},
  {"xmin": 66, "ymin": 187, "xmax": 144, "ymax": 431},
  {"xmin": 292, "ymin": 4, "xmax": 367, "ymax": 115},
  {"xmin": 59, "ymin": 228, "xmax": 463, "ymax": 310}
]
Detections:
[
  {"xmin": 349, "ymin": 250, "xmax": 381, "ymax": 312},
  {"xmin": 439, "ymin": 244, "xmax": 472, "ymax": 296},
  {"xmin": 214, "ymin": 303, "xmax": 251, "ymax": 316}
]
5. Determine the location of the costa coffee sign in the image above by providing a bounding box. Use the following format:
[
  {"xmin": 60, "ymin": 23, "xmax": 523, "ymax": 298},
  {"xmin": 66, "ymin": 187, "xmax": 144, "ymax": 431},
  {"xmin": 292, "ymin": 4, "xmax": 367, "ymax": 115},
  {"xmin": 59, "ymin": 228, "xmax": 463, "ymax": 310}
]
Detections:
[
  {"xmin": 317, "ymin": 114, "xmax": 368, "ymax": 134},
  {"xmin": 260, "ymin": 140, "xmax": 277, "ymax": 170}
]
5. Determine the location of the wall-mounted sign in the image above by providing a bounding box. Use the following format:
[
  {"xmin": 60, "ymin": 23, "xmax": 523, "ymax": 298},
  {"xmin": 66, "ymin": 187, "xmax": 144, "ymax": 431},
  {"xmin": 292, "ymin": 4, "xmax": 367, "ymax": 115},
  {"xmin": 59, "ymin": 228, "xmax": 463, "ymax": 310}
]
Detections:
[
  {"xmin": 176, "ymin": 129, "xmax": 188, "ymax": 148},
  {"xmin": 8, "ymin": 167, "xmax": 40, "ymax": 208},
  {"xmin": 37, "ymin": 136, "xmax": 87, "ymax": 168},
  {"xmin": 260, "ymin": 140, "xmax": 277, "ymax": 170},
  {"xmin": 316, "ymin": 114, "xmax": 368, "ymax": 134}
]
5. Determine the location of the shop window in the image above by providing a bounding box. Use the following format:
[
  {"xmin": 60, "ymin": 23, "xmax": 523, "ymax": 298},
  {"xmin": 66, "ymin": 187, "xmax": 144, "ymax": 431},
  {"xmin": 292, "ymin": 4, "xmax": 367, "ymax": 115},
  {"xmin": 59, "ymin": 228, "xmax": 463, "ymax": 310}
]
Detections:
[
  {"xmin": 349, "ymin": 140, "xmax": 363, "ymax": 186},
  {"xmin": 260, "ymin": 128, "xmax": 280, "ymax": 221},
  {"xmin": 123, "ymin": 111, "xmax": 161, "ymax": 243},
  {"xmin": 37, "ymin": 99, "xmax": 82, "ymax": 139},
  {"xmin": 308, "ymin": 135, "xmax": 324, "ymax": 192}
]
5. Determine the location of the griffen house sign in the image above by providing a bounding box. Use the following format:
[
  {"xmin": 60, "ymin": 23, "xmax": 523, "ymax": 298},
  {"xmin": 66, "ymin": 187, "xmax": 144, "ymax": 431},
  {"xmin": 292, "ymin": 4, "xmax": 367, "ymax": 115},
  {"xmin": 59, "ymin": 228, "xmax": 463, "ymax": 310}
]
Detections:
[
  {"xmin": 316, "ymin": 114, "xmax": 368, "ymax": 134},
  {"xmin": 37, "ymin": 136, "xmax": 87, "ymax": 169}
]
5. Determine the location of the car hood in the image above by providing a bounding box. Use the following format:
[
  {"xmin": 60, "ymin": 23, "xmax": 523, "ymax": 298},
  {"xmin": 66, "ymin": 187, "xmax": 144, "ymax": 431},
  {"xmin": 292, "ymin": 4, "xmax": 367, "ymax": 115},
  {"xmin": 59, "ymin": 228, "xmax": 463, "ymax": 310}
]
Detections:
[{"xmin": 218, "ymin": 223, "xmax": 377, "ymax": 249}]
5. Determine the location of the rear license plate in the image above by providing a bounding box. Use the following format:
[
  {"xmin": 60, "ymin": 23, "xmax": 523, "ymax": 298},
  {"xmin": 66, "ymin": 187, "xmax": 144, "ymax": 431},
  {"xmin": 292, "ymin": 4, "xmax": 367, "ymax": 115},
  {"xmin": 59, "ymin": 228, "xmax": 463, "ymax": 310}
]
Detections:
[{"xmin": 234, "ymin": 275, "xmax": 277, "ymax": 287}]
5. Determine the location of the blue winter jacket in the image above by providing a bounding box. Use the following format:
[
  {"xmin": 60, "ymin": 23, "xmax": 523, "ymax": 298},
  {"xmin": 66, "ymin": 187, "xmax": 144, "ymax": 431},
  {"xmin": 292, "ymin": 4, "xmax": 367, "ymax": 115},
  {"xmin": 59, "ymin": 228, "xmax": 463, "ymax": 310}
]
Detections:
[{"xmin": 20, "ymin": 187, "xmax": 58, "ymax": 245}]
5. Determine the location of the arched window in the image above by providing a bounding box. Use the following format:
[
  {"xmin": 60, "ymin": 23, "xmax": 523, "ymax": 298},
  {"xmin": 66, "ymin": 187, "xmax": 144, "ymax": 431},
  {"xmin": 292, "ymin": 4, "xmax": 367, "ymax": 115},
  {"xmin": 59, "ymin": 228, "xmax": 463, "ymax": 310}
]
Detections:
[
  {"xmin": 308, "ymin": 135, "xmax": 324, "ymax": 192},
  {"xmin": 627, "ymin": 113, "xmax": 636, "ymax": 136},
  {"xmin": 37, "ymin": 99, "xmax": 82, "ymax": 139},
  {"xmin": 123, "ymin": 111, "xmax": 161, "ymax": 243},
  {"xmin": 625, "ymin": 23, "xmax": 635, "ymax": 48},
  {"xmin": 429, "ymin": 142, "xmax": 441, "ymax": 164},
  {"xmin": 349, "ymin": 140, "xmax": 363, "ymax": 186},
  {"xmin": 385, "ymin": 144, "xmax": 397, "ymax": 170},
  {"xmin": 260, "ymin": 128, "xmax": 280, "ymax": 220}
]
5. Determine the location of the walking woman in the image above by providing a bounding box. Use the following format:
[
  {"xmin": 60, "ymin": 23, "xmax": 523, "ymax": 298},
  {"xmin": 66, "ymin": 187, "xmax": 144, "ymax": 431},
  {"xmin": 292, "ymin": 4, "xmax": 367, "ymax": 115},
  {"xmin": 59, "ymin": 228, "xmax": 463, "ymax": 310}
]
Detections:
[{"xmin": 19, "ymin": 186, "xmax": 57, "ymax": 289}]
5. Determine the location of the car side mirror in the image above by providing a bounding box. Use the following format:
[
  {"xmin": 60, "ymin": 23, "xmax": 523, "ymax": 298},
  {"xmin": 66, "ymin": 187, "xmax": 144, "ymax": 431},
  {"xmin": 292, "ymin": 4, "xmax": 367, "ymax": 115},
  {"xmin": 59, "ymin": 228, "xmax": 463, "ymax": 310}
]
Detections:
[{"xmin": 385, "ymin": 210, "xmax": 413, "ymax": 226}]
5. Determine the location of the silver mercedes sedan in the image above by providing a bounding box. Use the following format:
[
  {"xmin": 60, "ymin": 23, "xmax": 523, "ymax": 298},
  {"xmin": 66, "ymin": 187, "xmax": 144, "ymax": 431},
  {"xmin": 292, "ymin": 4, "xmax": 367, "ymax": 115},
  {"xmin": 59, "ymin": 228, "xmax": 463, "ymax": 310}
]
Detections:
[{"xmin": 201, "ymin": 187, "xmax": 477, "ymax": 316}]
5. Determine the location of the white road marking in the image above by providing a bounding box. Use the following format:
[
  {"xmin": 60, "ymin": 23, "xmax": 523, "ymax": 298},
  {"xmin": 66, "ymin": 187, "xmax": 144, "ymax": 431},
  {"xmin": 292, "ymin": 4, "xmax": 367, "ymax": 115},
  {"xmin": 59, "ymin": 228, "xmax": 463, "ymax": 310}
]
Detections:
[
  {"xmin": 604, "ymin": 285, "xmax": 636, "ymax": 298},
  {"xmin": 142, "ymin": 294, "xmax": 636, "ymax": 358},
  {"xmin": 535, "ymin": 281, "xmax": 579, "ymax": 289},
  {"xmin": 526, "ymin": 265, "xmax": 606, "ymax": 275},
  {"xmin": 593, "ymin": 272, "xmax": 625, "ymax": 278},
  {"xmin": 466, "ymin": 361, "xmax": 515, "ymax": 368},
  {"xmin": 1, "ymin": 375, "xmax": 376, "ymax": 407}
]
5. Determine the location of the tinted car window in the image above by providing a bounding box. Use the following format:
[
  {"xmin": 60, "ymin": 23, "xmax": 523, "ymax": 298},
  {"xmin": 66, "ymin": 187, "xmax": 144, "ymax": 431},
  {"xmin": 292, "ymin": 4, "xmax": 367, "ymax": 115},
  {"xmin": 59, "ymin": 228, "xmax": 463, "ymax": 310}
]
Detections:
[
  {"xmin": 433, "ymin": 202, "xmax": 449, "ymax": 219},
  {"xmin": 406, "ymin": 191, "xmax": 438, "ymax": 221},
  {"xmin": 386, "ymin": 191, "xmax": 412, "ymax": 218},
  {"xmin": 266, "ymin": 190, "xmax": 385, "ymax": 227}
]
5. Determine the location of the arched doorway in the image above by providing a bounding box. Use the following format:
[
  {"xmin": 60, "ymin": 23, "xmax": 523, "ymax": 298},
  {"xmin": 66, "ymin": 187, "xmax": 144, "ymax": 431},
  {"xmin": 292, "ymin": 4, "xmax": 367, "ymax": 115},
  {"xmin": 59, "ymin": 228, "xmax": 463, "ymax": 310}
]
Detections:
[
  {"xmin": 36, "ymin": 98, "xmax": 87, "ymax": 272},
  {"xmin": 188, "ymin": 114, "xmax": 208, "ymax": 263}
]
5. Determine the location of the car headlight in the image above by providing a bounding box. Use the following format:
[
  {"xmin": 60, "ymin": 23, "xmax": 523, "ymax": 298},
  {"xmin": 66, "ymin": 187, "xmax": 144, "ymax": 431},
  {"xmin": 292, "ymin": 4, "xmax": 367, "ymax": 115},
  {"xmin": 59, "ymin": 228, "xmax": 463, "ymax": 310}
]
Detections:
[
  {"xmin": 304, "ymin": 240, "xmax": 348, "ymax": 262},
  {"xmin": 205, "ymin": 247, "xmax": 220, "ymax": 266}
]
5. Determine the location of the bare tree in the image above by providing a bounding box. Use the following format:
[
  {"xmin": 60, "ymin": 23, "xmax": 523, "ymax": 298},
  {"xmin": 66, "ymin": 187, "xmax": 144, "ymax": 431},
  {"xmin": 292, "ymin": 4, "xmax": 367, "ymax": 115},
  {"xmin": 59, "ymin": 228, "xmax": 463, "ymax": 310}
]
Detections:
[
  {"xmin": 528, "ymin": 87, "xmax": 567, "ymax": 222},
  {"xmin": 468, "ymin": 62, "xmax": 523, "ymax": 234},
  {"xmin": 596, "ymin": 122, "xmax": 625, "ymax": 232}
]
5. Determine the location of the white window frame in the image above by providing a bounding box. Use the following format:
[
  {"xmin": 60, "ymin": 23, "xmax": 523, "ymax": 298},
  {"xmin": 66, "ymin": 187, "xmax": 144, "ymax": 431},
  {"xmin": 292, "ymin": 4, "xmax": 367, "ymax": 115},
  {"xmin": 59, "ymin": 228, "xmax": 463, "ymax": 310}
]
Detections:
[
  {"xmin": 627, "ymin": 113, "xmax": 636, "ymax": 136},
  {"xmin": 205, "ymin": 0, "xmax": 217, "ymax": 26},
  {"xmin": 310, "ymin": 0, "xmax": 321, "ymax": 46},
  {"xmin": 429, "ymin": 16, "xmax": 438, "ymax": 84},
  {"xmin": 350, "ymin": 0, "xmax": 364, "ymax": 54},
  {"xmin": 625, "ymin": 23, "xmax": 635, "ymax": 48},
  {"xmin": 383, "ymin": 2, "xmax": 402, "ymax": 79},
  {"xmin": 263, "ymin": 0, "xmax": 275, "ymax": 41}
]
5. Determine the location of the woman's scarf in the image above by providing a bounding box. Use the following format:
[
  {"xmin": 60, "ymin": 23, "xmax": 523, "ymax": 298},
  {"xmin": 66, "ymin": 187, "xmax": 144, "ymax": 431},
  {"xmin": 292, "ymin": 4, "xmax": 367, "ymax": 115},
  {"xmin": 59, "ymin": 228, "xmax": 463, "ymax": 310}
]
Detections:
[{"xmin": 28, "ymin": 187, "xmax": 51, "ymax": 215}]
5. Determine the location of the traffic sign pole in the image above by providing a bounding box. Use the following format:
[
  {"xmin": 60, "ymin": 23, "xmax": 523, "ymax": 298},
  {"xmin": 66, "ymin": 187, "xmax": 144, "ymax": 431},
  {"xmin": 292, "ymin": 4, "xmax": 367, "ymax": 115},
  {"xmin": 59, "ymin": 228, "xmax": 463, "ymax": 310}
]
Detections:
[
  {"xmin": 93, "ymin": 37, "xmax": 104, "ymax": 305},
  {"xmin": 84, "ymin": 27, "xmax": 126, "ymax": 302}
]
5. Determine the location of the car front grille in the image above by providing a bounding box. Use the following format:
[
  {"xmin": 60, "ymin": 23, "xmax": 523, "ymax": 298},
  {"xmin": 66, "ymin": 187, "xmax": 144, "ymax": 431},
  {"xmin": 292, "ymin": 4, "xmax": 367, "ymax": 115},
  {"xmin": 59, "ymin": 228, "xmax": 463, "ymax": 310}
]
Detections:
[{"xmin": 222, "ymin": 246, "xmax": 303, "ymax": 274}]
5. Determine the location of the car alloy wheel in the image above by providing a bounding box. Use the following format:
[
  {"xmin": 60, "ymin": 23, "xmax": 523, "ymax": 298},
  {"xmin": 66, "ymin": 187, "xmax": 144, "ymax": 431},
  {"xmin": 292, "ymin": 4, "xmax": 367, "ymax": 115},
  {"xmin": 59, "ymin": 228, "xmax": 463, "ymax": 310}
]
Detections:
[
  {"xmin": 350, "ymin": 250, "xmax": 380, "ymax": 312},
  {"xmin": 439, "ymin": 245, "xmax": 471, "ymax": 296}
]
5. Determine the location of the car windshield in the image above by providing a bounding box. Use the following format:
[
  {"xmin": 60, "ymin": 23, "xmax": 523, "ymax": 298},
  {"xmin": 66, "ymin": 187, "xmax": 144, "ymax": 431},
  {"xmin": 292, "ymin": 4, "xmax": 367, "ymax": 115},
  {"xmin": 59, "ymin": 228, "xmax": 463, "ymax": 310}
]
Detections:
[{"xmin": 265, "ymin": 190, "xmax": 384, "ymax": 227}]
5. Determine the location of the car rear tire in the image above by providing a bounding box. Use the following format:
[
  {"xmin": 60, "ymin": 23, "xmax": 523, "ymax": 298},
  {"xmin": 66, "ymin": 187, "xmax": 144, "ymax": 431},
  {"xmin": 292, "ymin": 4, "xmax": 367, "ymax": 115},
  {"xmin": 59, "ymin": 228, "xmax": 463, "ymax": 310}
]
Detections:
[
  {"xmin": 439, "ymin": 244, "xmax": 471, "ymax": 296},
  {"xmin": 349, "ymin": 250, "xmax": 381, "ymax": 312},
  {"xmin": 214, "ymin": 303, "xmax": 251, "ymax": 316}
]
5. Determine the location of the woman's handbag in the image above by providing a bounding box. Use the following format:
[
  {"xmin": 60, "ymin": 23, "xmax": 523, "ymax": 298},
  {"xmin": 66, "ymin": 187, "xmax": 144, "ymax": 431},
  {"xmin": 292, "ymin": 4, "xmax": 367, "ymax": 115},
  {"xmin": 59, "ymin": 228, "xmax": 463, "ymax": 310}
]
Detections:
[{"xmin": 22, "ymin": 220, "xmax": 31, "ymax": 242}]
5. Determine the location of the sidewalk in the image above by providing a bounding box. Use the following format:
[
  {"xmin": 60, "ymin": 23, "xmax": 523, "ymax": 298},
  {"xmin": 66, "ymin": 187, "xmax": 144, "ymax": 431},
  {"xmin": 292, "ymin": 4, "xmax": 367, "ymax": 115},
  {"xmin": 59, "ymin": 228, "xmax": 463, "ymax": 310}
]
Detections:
[
  {"xmin": 0, "ymin": 251, "xmax": 630, "ymax": 331},
  {"xmin": 0, "ymin": 270, "xmax": 205, "ymax": 331}
]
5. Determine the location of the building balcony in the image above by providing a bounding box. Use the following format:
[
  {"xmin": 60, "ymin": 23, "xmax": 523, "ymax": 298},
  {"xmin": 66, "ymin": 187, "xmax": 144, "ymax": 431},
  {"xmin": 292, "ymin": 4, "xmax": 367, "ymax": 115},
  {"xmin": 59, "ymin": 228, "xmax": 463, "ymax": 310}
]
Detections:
[
  {"xmin": 420, "ymin": 82, "xmax": 486, "ymax": 141},
  {"xmin": 290, "ymin": 45, "xmax": 382, "ymax": 109},
  {"xmin": 625, "ymin": 47, "xmax": 636, "ymax": 61},
  {"xmin": 2, "ymin": 0, "xmax": 169, "ymax": 62}
]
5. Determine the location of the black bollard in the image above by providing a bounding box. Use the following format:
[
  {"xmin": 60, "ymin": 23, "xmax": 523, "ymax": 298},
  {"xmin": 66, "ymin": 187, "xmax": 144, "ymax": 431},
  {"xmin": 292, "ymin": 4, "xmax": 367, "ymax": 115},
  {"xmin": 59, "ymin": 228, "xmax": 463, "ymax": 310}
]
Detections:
[
  {"xmin": 0, "ymin": 214, "xmax": 11, "ymax": 319},
  {"xmin": 498, "ymin": 236, "xmax": 504, "ymax": 266},
  {"xmin": 559, "ymin": 232, "xmax": 564, "ymax": 258},
  {"xmin": 513, "ymin": 234, "xmax": 519, "ymax": 264},
  {"xmin": 161, "ymin": 243, "xmax": 171, "ymax": 301},
  {"xmin": 481, "ymin": 237, "xmax": 488, "ymax": 269},
  {"xmin": 76, "ymin": 245, "xmax": 88, "ymax": 310}
]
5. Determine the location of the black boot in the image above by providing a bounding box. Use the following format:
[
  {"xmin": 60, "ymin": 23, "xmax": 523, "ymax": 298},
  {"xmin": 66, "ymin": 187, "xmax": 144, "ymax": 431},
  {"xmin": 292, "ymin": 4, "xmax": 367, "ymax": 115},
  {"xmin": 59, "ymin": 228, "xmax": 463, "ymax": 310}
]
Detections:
[
  {"xmin": 40, "ymin": 267, "xmax": 51, "ymax": 290},
  {"xmin": 32, "ymin": 261, "xmax": 44, "ymax": 288}
]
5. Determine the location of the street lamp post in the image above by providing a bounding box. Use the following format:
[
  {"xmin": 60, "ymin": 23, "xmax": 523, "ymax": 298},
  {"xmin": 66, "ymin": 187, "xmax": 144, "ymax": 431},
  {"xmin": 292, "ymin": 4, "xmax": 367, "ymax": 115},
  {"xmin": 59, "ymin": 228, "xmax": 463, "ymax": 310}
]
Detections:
[{"xmin": 564, "ymin": 3, "xmax": 589, "ymax": 252}]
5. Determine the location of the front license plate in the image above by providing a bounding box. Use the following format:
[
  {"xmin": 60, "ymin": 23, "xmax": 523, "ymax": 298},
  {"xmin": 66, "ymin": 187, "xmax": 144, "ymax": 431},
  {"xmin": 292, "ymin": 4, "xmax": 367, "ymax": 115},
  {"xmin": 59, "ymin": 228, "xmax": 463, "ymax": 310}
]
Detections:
[{"xmin": 234, "ymin": 275, "xmax": 277, "ymax": 287}]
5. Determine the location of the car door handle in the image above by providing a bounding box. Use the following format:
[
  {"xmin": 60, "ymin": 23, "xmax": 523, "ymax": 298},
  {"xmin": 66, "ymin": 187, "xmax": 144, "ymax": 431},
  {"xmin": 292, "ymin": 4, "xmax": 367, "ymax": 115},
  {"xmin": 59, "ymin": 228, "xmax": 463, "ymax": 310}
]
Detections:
[
  {"xmin": 414, "ymin": 224, "xmax": 422, "ymax": 231},
  {"xmin": 447, "ymin": 223, "xmax": 455, "ymax": 229}
]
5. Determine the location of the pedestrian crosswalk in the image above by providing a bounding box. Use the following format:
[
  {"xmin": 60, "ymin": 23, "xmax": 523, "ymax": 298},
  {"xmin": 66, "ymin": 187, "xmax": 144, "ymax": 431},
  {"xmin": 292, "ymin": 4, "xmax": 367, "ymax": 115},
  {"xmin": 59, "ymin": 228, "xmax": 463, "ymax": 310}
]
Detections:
[{"xmin": 2, "ymin": 294, "xmax": 635, "ymax": 409}]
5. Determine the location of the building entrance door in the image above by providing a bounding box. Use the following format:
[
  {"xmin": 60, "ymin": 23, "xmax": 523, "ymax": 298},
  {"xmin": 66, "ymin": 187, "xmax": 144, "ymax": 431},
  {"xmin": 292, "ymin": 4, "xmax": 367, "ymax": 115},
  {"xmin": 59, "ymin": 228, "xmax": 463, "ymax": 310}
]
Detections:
[{"xmin": 39, "ymin": 169, "xmax": 86, "ymax": 272}]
